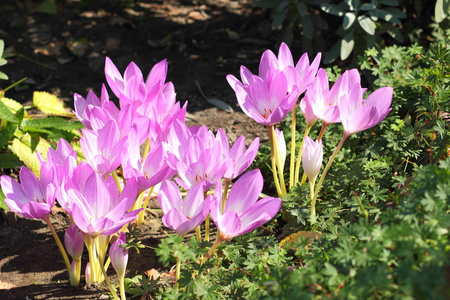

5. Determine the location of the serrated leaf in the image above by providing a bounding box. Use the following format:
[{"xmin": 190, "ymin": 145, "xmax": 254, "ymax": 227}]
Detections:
[
  {"xmin": 1, "ymin": 97, "xmax": 25, "ymax": 116},
  {"xmin": 0, "ymin": 153, "xmax": 23, "ymax": 169},
  {"xmin": 0, "ymin": 40, "xmax": 4, "ymax": 57},
  {"xmin": 11, "ymin": 139, "xmax": 41, "ymax": 178},
  {"xmin": 344, "ymin": 12, "xmax": 357, "ymax": 30},
  {"xmin": 358, "ymin": 15, "xmax": 376, "ymax": 35},
  {"xmin": 0, "ymin": 100, "xmax": 18, "ymax": 122},
  {"xmin": 340, "ymin": 32, "xmax": 355, "ymax": 60},
  {"xmin": 33, "ymin": 91, "xmax": 70, "ymax": 116},
  {"xmin": 22, "ymin": 117, "xmax": 83, "ymax": 131},
  {"xmin": 0, "ymin": 121, "xmax": 17, "ymax": 149}
]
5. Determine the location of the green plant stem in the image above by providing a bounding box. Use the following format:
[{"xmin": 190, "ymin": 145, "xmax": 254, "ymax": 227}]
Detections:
[
  {"xmin": 70, "ymin": 259, "xmax": 81, "ymax": 287},
  {"xmin": 267, "ymin": 125, "xmax": 284, "ymax": 198},
  {"xmin": 289, "ymin": 105, "xmax": 297, "ymax": 189},
  {"xmin": 309, "ymin": 179, "xmax": 316, "ymax": 217},
  {"xmin": 119, "ymin": 276, "xmax": 126, "ymax": 300},
  {"xmin": 313, "ymin": 133, "xmax": 349, "ymax": 202},
  {"xmin": 317, "ymin": 122, "xmax": 330, "ymax": 141},
  {"xmin": 142, "ymin": 138, "xmax": 150, "ymax": 159},
  {"xmin": 195, "ymin": 226, "xmax": 201, "ymax": 241},
  {"xmin": 200, "ymin": 235, "xmax": 225, "ymax": 266},
  {"xmin": 221, "ymin": 179, "xmax": 231, "ymax": 213},
  {"xmin": 355, "ymin": 193, "xmax": 369, "ymax": 221},
  {"xmin": 112, "ymin": 170, "xmax": 123, "ymax": 193},
  {"xmin": 43, "ymin": 215, "xmax": 71, "ymax": 276},
  {"xmin": 95, "ymin": 236, "xmax": 120, "ymax": 300},
  {"xmin": 2, "ymin": 77, "xmax": 28, "ymax": 94},
  {"xmin": 175, "ymin": 256, "xmax": 181, "ymax": 290},
  {"xmin": 138, "ymin": 186, "xmax": 155, "ymax": 225},
  {"xmin": 294, "ymin": 125, "xmax": 312, "ymax": 185}
]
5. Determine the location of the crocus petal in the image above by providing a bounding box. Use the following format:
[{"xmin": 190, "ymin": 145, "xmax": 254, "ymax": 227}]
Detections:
[{"xmin": 225, "ymin": 169, "xmax": 263, "ymax": 213}]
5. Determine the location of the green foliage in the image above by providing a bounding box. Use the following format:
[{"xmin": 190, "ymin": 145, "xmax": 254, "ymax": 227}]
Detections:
[{"xmin": 0, "ymin": 41, "xmax": 82, "ymax": 177}]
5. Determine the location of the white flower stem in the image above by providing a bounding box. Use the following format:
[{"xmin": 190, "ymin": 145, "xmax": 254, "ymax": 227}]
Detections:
[
  {"xmin": 267, "ymin": 125, "xmax": 285, "ymax": 198},
  {"xmin": 289, "ymin": 104, "xmax": 297, "ymax": 189},
  {"xmin": 294, "ymin": 125, "xmax": 312, "ymax": 185}
]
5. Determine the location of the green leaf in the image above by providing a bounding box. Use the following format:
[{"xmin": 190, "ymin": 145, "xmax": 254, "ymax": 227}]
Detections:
[
  {"xmin": 0, "ymin": 72, "xmax": 8, "ymax": 80},
  {"xmin": 276, "ymin": 1, "xmax": 290, "ymax": 13},
  {"xmin": 22, "ymin": 117, "xmax": 83, "ymax": 132},
  {"xmin": 340, "ymin": 31, "xmax": 355, "ymax": 60},
  {"xmin": 324, "ymin": 40, "xmax": 341, "ymax": 64},
  {"xmin": 320, "ymin": 3, "xmax": 346, "ymax": 16},
  {"xmin": 272, "ymin": 9, "xmax": 288, "ymax": 30},
  {"xmin": 1, "ymin": 97, "xmax": 25, "ymax": 116},
  {"xmin": 360, "ymin": 3, "xmax": 376, "ymax": 11},
  {"xmin": 0, "ymin": 153, "xmax": 23, "ymax": 169},
  {"xmin": 435, "ymin": 0, "xmax": 449, "ymax": 23},
  {"xmin": 0, "ymin": 100, "xmax": 18, "ymax": 123},
  {"xmin": 301, "ymin": 14, "xmax": 314, "ymax": 40},
  {"xmin": 33, "ymin": 91, "xmax": 70, "ymax": 116},
  {"xmin": 344, "ymin": 12, "xmax": 357, "ymax": 30},
  {"xmin": 0, "ymin": 40, "xmax": 4, "ymax": 58},
  {"xmin": 358, "ymin": 15, "xmax": 376, "ymax": 35},
  {"xmin": 0, "ymin": 121, "xmax": 17, "ymax": 149},
  {"xmin": 0, "ymin": 188, "xmax": 8, "ymax": 210},
  {"xmin": 253, "ymin": 0, "xmax": 278, "ymax": 9},
  {"xmin": 297, "ymin": 3, "xmax": 307, "ymax": 17}
]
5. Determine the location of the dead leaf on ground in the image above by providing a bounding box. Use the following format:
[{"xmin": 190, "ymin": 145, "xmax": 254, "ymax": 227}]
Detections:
[
  {"xmin": 145, "ymin": 268, "xmax": 175, "ymax": 281},
  {"xmin": 33, "ymin": 41, "xmax": 64, "ymax": 56},
  {"xmin": 279, "ymin": 231, "xmax": 323, "ymax": 250}
]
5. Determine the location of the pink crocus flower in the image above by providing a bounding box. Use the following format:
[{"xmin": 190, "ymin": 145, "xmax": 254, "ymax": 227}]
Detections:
[
  {"xmin": 274, "ymin": 128, "xmax": 287, "ymax": 172},
  {"xmin": 227, "ymin": 68, "xmax": 300, "ymax": 125},
  {"xmin": 302, "ymin": 137, "xmax": 323, "ymax": 182},
  {"xmin": 64, "ymin": 224, "xmax": 85, "ymax": 260},
  {"xmin": 121, "ymin": 125, "xmax": 175, "ymax": 193},
  {"xmin": 158, "ymin": 180, "xmax": 211, "ymax": 236},
  {"xmin": 215, "ymin": 129, "xmax": 260, "ymax": 180},
  {"xmin": 0, "ymin": 166, "xmax": 55, "ymax": 219},
  {"xmin": 80, "ymin": 120, "xmax": 127, "ymax": 177},
  {"xmin": 259, "ymin": 42, "xmax": 321, "ymax": 94},
  {"xmin": 210, "ymin": 169, "xmax": 281, "ymax": 240},
  {"xmin": 68, "ymin": 172, "xmax": 141, "ymax": 237},
  {"xmin": 339, "ymin": 85, "xmax": 393, "ymax": 137},
  {"xmin": 109, "ymin": 232, "xmax": 128, "ymax": 278},
  {"xmin": 299, "ymin": 95, "xmax": 319, "ymax": 127}
]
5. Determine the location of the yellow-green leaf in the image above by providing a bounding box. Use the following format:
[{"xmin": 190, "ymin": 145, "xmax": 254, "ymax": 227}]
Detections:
[
  {"xmin": 279, "ymin": 231, "xmax": 323, "ymax": 250},
  {"xmin": 33, "ymin": 91, "xmax": 71, "ymax": 116},
  {"xmin": 10, "ymin": 135, "xmax": 51, "ymax": 179},
  {"xmin": 1, "ymin": 97, "xmax": 27, "ymax": 117}
]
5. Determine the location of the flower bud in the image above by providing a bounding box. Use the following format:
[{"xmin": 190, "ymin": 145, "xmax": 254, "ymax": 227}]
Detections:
[
  {"xmin": 109, "ymin": 232, "xmax": 128, "ymax": 278},
  {"xmin": 302, "ymin": 137, "xmax": 323, "ymax": 182},
  {"xmin": 64, "ymin": 224, "xmax": 85, "ymax": 260}
]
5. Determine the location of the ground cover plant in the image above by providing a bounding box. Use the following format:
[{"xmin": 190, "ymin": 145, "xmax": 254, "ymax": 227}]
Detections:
[{"xmin": 0, "ymin": 1, "xmax": 449, "ymax": 299}]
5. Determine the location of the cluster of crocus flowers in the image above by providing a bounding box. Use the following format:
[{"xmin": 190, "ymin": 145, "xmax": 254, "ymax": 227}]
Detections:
[{"xmin": 227, "ymin": 42, "xmax": 393, "ymax": 218}]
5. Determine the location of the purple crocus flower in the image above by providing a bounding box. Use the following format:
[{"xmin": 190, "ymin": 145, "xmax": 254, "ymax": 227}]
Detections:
[
  {"xmin": 259, "ymin": 42, "xmax": 321, "ymax": 94},
  {"xmin": 68, "ymin": 172, "xmax": 141, "ymax": 237},
  {"xmin": 80, "ymin": 120, "xmax": 127, "ymax": 177},
  {"xmin": 64, "ymin": 224, "xmax": 85, "ymax": 260},
  {"xmin": 158, "ymin": 180, "xmax": 211, "ymax": 236},
  {"xmin": 302, "ymin": 137, "xmax": 323, "ymax": 182},
  {"xmin": 339, "ymin": 85, "xmax": 393, "ymax": 136},
  {"xmin": 210, "ymin": 169, "xmax": 281, "ymax": 240},
  {"xmin": 0, "ymin": 166, "xmax": 55, "ymax": 219},
  {"xmin": 227, "ymin": 68, "xmax": 300, "ymax": 125},
  {"xmin": 109, "ymin": 232, "xmax": 128, "ymax": 278}
]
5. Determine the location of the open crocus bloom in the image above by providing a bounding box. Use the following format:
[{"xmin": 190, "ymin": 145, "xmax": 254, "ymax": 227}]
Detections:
[
  {"xmin": 158, "ymin": 180, "xmax": 211, "ymax": 236},
  {"xmin": 210, "ymin": 169, "xmax": 281, "ymax": 240},
  {"xmin": 227, "ymin": 68, "xmax": 300, "ymax": 125},
  {"xmin": 339, "ymin": 85, "xmax": 393, "ymax": 136},
  {"xmin": 68, "ymin": 172, "xmax": 141, "ymax": 237},
  {"xmin": 259, "ymin": 42, "xmax": 321, "ymax": 94},
  {"xmin": 0, "ymin": 166, "xmax": 55, "ymax": 219}
]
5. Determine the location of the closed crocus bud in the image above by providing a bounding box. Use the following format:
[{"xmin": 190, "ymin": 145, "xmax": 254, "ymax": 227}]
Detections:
[
  {"xmin": 64, "ymin": 224, "xmax": 85, "ymax": 260},
  {"xmin": 85, "ymin": 262, "xmax": 92, "ymax": 285},
  {"xmin": 302, "ymin": 137, "xmax": 323, "ymax": 182},
  {"xmin": 109, "ymin": 232, "xmax": 128, "ymax": 278}
]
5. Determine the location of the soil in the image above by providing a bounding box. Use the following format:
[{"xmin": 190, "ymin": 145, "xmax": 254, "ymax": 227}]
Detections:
[{"xmin": 0, "ymin": 0, "xmax": 290, "ymax": 299}]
